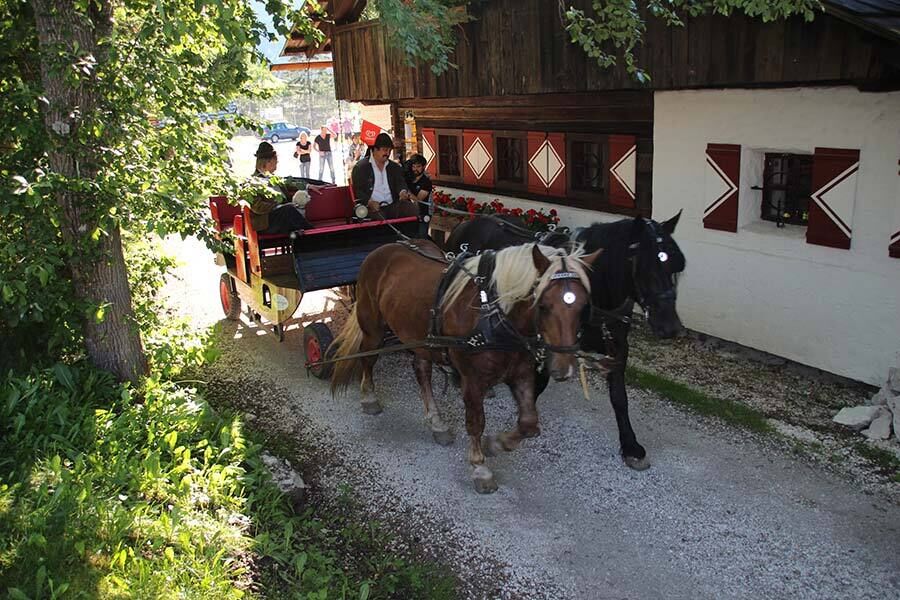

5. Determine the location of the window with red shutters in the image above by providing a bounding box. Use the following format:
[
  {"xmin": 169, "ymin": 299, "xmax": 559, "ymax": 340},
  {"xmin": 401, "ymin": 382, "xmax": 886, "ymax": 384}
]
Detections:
[
  {"xmin": 436, "ymin": 129, "xmax": 463, "ymax": 182},
  {"xmin": 494, "ymin": 131, "xmax": 527, "ymax": 191},
  {"xmin": 759, "ymin": 153, "xmax": 813, "ymax": 227}
]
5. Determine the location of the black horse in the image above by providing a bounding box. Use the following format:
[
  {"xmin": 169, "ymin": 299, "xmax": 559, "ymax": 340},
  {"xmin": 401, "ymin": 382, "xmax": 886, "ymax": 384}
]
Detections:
[{"xmin": 446, "ymin": 212, "xmax": 685, "ymax": 470}]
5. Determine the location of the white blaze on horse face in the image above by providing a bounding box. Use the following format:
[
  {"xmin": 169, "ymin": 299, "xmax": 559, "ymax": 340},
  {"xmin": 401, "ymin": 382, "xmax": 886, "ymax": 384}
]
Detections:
[
  {"xmin": 658, "ymin": 251, "xmax": 668, "ymax": 263},
  {"xmin": 563, "ymin": 291, "xmax": 576, "ymax": 305}
]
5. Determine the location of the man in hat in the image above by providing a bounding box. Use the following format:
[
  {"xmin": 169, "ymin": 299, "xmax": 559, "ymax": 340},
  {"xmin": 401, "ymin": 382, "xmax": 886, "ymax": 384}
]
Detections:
[
  {"xmin": 350, "ymin": 133, "xmax": 417, "ymax": 220},
  {"xmin": 247, "ymin": 141, "xmax": 312, "ymax": 234}
]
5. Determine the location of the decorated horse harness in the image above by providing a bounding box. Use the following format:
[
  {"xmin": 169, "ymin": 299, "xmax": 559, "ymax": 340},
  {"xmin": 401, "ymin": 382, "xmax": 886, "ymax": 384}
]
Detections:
[{"xmin": 305, "ymin": 239, "xmax": 607, "ymax": 373}]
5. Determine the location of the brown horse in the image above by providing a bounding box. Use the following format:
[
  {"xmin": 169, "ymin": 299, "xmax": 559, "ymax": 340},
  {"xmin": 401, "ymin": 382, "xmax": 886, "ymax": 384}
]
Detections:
[{"xmin": 330, "ymin": 240, "xmax": 601, "ymax": 493}]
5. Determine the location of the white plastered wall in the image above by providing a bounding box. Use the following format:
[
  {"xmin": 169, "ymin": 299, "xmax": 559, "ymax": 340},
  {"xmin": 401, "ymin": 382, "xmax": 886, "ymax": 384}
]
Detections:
[{"xmin": 652, "ymin": 87, "xmax": 900, "ymax": 385}]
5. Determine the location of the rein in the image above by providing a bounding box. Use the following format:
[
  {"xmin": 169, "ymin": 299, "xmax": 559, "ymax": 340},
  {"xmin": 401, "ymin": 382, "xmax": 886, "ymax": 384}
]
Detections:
[{"xmin": 417, "ymin": 201, "xmax": 564, "ymax": 245}]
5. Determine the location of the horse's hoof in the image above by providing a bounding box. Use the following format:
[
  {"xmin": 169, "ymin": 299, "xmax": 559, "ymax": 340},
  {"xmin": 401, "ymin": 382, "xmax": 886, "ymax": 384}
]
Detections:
[
  {"xmin": 521, "ymin": 427, "xmax": 541, "ymax": 439},
  {"xmin": 361, "ymin": 400, "xmax": 383, "ymax": 415},
  {"xmin": 624, "ymin": 455, "xmax": 651, "ymax": 471},
  {"xmin": 432, "ymin": 428, "xmax": 455, "ymax": 446},
  {"xmin": 472, "ymin": 466, "xmax": 498, "ymax": 494},
  {"xmin": 485, "ymin": 387, "xmax": 497, "ymax": 399}
]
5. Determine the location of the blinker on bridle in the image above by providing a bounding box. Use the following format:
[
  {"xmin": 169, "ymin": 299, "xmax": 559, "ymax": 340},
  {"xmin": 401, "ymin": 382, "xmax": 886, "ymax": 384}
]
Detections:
[{"xmin": 549, "ymin": 256, "xmax": 582, "ymax": 305}]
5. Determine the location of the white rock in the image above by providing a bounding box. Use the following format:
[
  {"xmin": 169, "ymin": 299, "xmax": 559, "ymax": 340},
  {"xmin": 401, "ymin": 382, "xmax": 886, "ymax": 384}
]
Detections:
[
  {"xmin": 832, "ymin": 405, "xmax": 883, "ymax": 431},
  {"xmin": 888, "ymin": 367, "xmax": 900, "ymax": 394},
  {"xmin": 862, "ymin": 408, "xmax": 893, "ymax": 440},
  {"xmin": 261, "ymin": 452, "xmax": 308, "ymax": 503},
  {"xmin": 888, "ymin": 395, "xmax": 900, "ymax": 441},
  {"xmin": 866, "ymin": 387, "xmax": 891, "ymax": 406}
]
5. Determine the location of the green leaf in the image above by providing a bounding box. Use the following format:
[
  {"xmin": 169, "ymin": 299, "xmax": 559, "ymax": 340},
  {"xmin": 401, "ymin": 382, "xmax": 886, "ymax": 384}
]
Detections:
[
  {"xmin": 164, "ymin": 430, "xmax": 178, "ymax": 450},
  {"xmin": 53, "ymin": 363, "xmax": 76, "ymax": 392}
]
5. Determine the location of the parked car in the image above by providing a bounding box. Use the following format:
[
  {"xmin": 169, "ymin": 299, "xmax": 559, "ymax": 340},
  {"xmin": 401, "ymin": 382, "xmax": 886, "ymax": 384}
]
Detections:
[{"xmin": 261, "ymin": 122, "xmax": 309, "ymax": 143}]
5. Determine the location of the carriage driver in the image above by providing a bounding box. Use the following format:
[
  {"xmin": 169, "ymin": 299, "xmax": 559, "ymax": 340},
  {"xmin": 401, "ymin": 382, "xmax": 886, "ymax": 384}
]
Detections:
[
  {"xmin": 248, "ymin": 141, "xmax": 313, "ymax": 234},
  {"xmin": 350, "ymin": 133, "xmax": 418, "ymax": 220}
]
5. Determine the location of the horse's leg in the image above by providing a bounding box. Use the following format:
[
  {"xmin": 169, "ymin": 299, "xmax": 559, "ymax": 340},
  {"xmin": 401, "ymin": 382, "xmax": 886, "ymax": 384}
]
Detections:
[
  {"xmin": 534, "ymin": 365, "xmax": 550, "ymax": 398},
  {"xmin": 413, "ymin": 354, "xmax": 453, "ymax": 446},
  {"xmin": 356, "ymin": 295, "xmax": 385, "ymax": 415},
  {"xmin": 461, "ymin": 375, "xmax": 496, "ymax": 494},
  {"xmin": 359, "ymin": 351, "xmax": 382, "ymax": 415},
  {"xmin": 607, "ymin": 337, "xmax": 649, "ymax": 470},
  {"xmin": 485, "ymin": 360, "xmax": 539, "ymax": 456}
]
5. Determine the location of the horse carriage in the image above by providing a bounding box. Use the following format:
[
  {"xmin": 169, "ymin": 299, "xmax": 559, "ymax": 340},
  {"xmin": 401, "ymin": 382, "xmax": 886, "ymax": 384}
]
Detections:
[
  {"xmin": 208, "ymin": 180, "xmax": 420, "ymax": 379},
  {"xmin": 210, "ymin": 181, "xmax": 686, "ymax": 493}
]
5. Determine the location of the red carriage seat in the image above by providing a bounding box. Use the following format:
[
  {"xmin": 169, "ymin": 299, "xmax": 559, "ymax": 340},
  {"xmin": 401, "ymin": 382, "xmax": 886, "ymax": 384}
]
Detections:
[
  {"xmin": 304, "ymin": 185, "xmax": 354, "ymax": 227},
  {"xmin": 209, "ymin": 196, "xmax": 241, "ymax": 232}
]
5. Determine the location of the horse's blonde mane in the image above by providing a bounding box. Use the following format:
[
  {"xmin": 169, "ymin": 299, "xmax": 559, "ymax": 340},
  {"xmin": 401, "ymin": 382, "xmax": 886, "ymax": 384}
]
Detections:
[{"xmin": 442, "ymin": 244, "xmax": 592, "ymax": 313}]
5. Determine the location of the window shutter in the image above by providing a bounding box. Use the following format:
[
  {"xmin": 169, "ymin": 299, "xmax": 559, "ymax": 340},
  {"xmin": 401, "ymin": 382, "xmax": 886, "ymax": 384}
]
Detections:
[
  {"xmin": 463, "ymin": 130, "xmax": 495, "ymax": 187},
  {"xmin": 891, "ymin": 159, "xmax": 900, "ymax": 259},
  {"xmin": 421, "ymin": 128, "xmax": 437, "ymax": 177},
  {"xmin": 608, "ymin": 135, "xmax": 637, "ymax": 208},
  {"xmin": 703, "ymin": 144, "xmax": 740, "ymax": 232},
  {"xmin": 527, "ymin": 132, "xmax": 566, "ymax": 197},
  {"xmin": 807, "ymin": 147, "xmax": 859, "ymax": 250}
]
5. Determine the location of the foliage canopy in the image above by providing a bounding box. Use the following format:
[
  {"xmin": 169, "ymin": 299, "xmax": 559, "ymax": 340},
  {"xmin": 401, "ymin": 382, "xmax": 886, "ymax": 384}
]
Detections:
[{"xmin": 0, "ymin": 0, "xmax": 321, "ymax": 373}]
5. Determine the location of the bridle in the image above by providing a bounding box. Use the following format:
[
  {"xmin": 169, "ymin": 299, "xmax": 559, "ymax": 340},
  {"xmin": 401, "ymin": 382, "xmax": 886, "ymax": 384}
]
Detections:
[
  {"xmin": 584, "ymin": 219, "xmax": 680, "ymax": 345},
  {"xmin": 426, "ymin": 244, "xmax": 590, "ymax": 365},
  {"xmin": 626, "ymin": 219, "xmax": 679, "ymax": 314},
  {"xmin": 538, "ymin": 256, "xmax": 587, "ymax": 355}
]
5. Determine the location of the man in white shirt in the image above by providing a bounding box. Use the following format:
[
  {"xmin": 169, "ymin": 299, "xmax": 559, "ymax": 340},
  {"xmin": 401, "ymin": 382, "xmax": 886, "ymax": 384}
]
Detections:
[{"xmin": 350, "ymin": 133, "xmax": 418, "ymax": 219}]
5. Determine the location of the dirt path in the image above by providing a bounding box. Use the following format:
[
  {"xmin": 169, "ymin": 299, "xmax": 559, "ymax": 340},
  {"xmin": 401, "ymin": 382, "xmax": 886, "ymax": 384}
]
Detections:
[{"xmin": 165, "ymin": 236, "xmax": 900, "ymax": 600}]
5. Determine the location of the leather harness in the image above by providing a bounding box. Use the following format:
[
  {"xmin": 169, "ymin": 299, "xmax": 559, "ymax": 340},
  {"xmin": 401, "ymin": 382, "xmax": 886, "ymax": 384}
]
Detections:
[{"xmin": 400, "ymin": 240, "xmax": 583, "ymax": 363}]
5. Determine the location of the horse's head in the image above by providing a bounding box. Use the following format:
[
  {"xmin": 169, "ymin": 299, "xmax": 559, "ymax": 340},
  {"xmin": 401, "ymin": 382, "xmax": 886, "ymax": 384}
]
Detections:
[
  {"xmin": 629, "ymin": 211, "xmax": 685, "ymax": 338},
  {"xmin": 531, "ymin": 245, "xmax": 602, "ymax": 381}
]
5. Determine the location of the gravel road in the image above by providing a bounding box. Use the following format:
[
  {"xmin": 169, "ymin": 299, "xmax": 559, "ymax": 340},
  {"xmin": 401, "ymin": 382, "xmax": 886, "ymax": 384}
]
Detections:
[{"xmin": 165, "ymin": 235, "xmax": 900, "ymax": 600}]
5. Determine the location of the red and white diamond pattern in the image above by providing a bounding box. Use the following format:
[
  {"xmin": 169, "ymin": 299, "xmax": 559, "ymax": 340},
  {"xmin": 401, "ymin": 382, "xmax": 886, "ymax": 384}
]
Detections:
[
  {"xmin": 422, "ymin": 135, "xmax": 435, "ymax": 171},
  {"xmin": 812, "ymin": 161, "xmax": 858, "ymax": 239},
  {"xmin": 704, "ymin": 152, "xmax": 738, "ymax": 217},
  {"xmin": 528, "ymin": 140, "xmax": 564, "ymax": 188},
  {"xmin": 464, "ymin": 137, "xmax": 492, "ymax": 180},
  {"xmin": 610, "ymin": 144, "xmax": 636, "ymax": 199}
]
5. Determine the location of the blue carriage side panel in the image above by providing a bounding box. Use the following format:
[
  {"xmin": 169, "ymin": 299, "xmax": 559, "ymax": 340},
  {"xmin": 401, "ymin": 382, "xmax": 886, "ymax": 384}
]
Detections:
[{"xmin": 292, "ymin": 218, "xmax": 420, "ymax": 294}]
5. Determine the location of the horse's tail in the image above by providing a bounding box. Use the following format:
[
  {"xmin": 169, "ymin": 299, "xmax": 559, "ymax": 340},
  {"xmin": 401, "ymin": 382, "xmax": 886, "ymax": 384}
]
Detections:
[{"xmin": 330, "ymin": 304, "xmax": 365, "ymax": 397}]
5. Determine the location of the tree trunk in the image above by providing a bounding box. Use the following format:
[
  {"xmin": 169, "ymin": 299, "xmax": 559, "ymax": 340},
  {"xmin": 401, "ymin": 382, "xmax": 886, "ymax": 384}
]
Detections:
[{"xmin": 31, "ymin": 0, "xmax": 148, "ymax": 383}]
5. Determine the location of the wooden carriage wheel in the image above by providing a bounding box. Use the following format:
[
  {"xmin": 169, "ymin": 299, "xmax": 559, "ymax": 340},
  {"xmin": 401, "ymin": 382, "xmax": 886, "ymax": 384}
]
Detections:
[
  {"xmin": 219, "ymin": 273, "xmax": 241, "ymax": 321},
  {"xmin": 304, "ymin": 322, "xmax": 335, "ymax": 379}
]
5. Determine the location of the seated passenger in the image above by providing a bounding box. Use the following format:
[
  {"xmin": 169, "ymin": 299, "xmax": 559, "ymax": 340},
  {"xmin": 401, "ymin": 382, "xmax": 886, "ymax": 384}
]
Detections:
[
  {"xmin": 403, "ymin": 153, "xmax": 433, "ymax": 219},
  {"xmin": 248, "ymin": 142, "xmax": 313, "ymax": 234},
  {"xmin": 350, "ymin": 133, "xmax": 418, "ymax": 220}
]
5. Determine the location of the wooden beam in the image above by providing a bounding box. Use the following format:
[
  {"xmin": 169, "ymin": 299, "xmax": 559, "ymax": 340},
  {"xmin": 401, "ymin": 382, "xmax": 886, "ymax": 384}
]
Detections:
[{"xmin": 270, "ymin": 60, "xmax": 333, "ymax": 72}]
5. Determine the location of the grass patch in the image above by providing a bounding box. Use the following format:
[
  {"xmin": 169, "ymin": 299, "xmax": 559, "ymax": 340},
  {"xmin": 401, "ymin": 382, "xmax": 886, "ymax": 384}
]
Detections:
[
  {"xmin": 230, "ymin": 421, "xmax": 459, "ymax": 600},
  {"xmin": 626, "ymin": 366, "xmax": 772, "ymax": 433},
  {"xmin": 0, "ymin": 359, "xmax": 457, "ymax": 599},
  {"xmin": 853, "ymin": 442, "xmax": 900, "ymax": 474}
]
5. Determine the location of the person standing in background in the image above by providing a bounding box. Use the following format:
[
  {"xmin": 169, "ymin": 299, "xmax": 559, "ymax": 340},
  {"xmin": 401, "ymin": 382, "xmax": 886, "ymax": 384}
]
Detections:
[
  {"xmin": 345, "ymin": 132, "xmax": 365, "ymax": 181},
  {"xmin": 294, "ymin": 131, "xmax": 312, "ymax": 178},
  {"xmin": 314, "ymin": 126, "xmax": 334, "ymax": 183}
]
